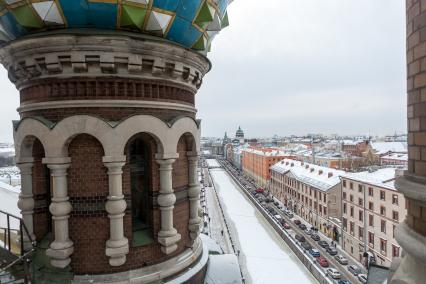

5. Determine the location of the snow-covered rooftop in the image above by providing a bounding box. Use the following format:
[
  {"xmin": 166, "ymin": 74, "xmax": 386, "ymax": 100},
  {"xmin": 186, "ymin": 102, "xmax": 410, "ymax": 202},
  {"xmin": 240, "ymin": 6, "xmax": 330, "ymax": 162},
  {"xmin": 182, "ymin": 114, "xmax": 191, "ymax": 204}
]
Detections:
[
  {"xmin": 271, "ymin": 159, "xmax": 345, "ymax": 191},
  {"xmin": 242, "ymin": 147, "xmax": 290, "ymax": 157},
  {"xmin": 342, "ymin": 168, "xmax": 397, "ymax": 190},
  {"xmin": 370, "ymin": 142, "xmax": 407, "ymax": 155},
  {"xmin": 380, "ymin": 153, "xmax": 408, "ymax": 161}
]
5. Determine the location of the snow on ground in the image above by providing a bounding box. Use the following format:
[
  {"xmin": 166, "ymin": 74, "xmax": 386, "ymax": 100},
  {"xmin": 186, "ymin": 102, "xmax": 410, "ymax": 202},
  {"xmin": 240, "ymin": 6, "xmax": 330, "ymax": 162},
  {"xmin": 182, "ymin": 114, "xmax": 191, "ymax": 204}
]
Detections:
[
  {"xmin": 0, "ymin": 181, "xmax": 21, "ymax": 230},
  {"xmin": 206, "ymin": 159, "xmax": 221, "ymax": 168},
  {"xmin": 0, "ymin": 166, "xmax": 21, "ymax": 187},
  {"xmin": 210, "ymin": 168, "xmax": 318, "ymax": 284}
]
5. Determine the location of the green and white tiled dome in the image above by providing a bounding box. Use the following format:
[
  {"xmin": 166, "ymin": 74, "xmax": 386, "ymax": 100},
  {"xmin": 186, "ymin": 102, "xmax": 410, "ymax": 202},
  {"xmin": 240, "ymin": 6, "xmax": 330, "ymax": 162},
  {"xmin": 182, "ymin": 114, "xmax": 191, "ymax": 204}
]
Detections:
[{"xmin": 0, "ymin": 0, "xmax": 231, "ymax": 52}]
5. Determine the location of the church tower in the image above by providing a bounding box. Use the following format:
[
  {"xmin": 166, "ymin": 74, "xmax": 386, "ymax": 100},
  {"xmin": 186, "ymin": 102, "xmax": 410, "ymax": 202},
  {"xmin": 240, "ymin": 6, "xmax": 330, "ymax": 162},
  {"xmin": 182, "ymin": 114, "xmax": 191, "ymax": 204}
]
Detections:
[{"xmin": 0, "ymin": 0, "xmax": 231, "ymax": 282}]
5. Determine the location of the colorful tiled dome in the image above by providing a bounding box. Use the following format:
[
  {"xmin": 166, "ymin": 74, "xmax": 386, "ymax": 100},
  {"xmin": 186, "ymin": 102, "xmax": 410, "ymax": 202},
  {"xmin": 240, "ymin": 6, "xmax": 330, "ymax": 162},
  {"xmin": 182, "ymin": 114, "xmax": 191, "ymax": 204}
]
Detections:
[{"xmin": 0, "ymin": 0, "xmax": 231, "ymax": 52}]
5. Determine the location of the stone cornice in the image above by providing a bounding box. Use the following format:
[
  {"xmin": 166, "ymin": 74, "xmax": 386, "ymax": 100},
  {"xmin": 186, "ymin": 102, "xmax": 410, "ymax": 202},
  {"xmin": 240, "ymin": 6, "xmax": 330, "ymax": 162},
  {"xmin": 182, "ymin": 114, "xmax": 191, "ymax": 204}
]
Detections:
[{"xmin": 0, "ymin": 34, "xmax": 210, "ymax": 92}]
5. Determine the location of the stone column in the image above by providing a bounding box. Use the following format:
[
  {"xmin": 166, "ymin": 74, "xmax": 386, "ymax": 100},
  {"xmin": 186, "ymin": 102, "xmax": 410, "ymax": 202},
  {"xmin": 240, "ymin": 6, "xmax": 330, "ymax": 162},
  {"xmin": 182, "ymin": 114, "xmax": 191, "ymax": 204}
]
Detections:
[
  {"xmin": 389, "ymin": 2, "xmax": 426, "ymax": 283},
  {"xmin": 156, "ymin": 157, "xmax": 181, "ymax": 254},
  {"xmin": 16, "ymin": 158, "xmax": 35, "ymax": 247},
  {"xmin": 187, "ymin": 153, "xmax": 202, "ymax": 240},
  {"xmin": 43, "ymin": 158, "xmax": 73, "ymax": 269},
  {"xmin": 103, "ymin": 156, "xmax": 129, "ymax": 267}
]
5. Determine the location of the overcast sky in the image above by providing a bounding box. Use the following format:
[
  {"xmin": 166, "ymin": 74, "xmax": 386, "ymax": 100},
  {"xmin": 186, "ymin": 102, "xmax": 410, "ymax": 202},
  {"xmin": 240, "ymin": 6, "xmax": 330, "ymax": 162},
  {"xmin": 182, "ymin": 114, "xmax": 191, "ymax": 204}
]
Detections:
[{"xmin": 0, "ymin": 0, "xmax": 406, "ymax": 142}]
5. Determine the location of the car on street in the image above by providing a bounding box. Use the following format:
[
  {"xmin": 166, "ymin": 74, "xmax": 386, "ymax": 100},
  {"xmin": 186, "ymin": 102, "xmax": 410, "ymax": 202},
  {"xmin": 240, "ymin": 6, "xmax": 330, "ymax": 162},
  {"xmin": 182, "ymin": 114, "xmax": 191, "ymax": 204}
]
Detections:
[
  {"xmin": 358, "ymin": 274, "xmax": 367, "ymax": 284},
  {"xmin": 293, "ymin": 219, "xmax": 301, "ymax": 225},
  {"xmin": 326, "ymin": 268, "xmax": 341, "ymax": 279},
  {"xmin": 348, "ymin": 264, "xmax": 361, "ymax": 276},
  {"xmin": 326, "ymin": 246, "xmax": 338, "ymax": 255},
  {"xmin": 274, "ymin": 215, "xmax": 283, "ymax": 222},
  {"xmin": 335, "ymin": 255, "xmax": 348, "ymax": 265},
  {"xmin": 304, "ymin": 229, "xmax": 313, "ymax": 235},
  {"xmin": 295, "ymin": 234, "xmax": 306, "ymax": 243},
  {"xmin": 337, "ymin": 280, "xmax": 351, "ymax": 284},
  {"xmin": 274, "ymin": 201, "xmax": 279, "ymax": 206},
  {"xmin": 309, "ymin": 248, "xmax": 320, "ymax": 257},
  {"xmin": 256, "ymin": 188, "xmax": 264, "ymax": 193},
  {"xmin": 310, "ymin": 234, "xmax": 320, "ymax": 241},
  {"xmin": 316, "ymin": 256, "xmax": 329, "ymax": 267},
  {"xmin": 301, "ymin": 241, "xmax": 312, "ymax": 251},
  {"xmin": 318, "ymin": 240, "xmax": 329, "ymax": 248},
  {"xmin": 298, "ymin": 223, "xmax": 307, "ymax": 230},
  {"xmin": 286, "ymin": 212, "xmax": 294, "ymax": 218},
  {"xmin": 283, "ymin": 222, "xmax": 291, "ymax": 229}
]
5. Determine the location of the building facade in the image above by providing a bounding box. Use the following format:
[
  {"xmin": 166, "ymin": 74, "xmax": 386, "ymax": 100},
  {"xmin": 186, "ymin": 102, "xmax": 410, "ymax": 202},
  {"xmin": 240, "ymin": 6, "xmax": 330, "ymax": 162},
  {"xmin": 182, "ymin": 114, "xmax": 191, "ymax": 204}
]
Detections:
[
  {"xmin": 242, "ymin": 147, "xmax": 289, "ymax": 188},
  {"xmin": 341, "ymin": 169, "xmax": 407, "ymax": 267},
  {"xmin": 0, "ymin": 1, "xmax": 231, "ymax": 282},
  {"xmin": 270, "ymin": 159, "xmax": 343, "ymax": 238}
]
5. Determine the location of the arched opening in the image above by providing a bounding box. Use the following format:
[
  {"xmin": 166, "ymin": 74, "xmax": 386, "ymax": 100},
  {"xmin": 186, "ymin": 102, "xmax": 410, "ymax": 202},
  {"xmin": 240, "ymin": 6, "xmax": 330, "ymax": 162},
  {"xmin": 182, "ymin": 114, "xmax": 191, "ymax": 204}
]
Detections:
[
  {"xmin": 125, "ymin": 133, "xmax": 159, "ymax": 246},
  {"xmin": 25, "ymin": 137, "xmax": 51, "ymax": 242}
]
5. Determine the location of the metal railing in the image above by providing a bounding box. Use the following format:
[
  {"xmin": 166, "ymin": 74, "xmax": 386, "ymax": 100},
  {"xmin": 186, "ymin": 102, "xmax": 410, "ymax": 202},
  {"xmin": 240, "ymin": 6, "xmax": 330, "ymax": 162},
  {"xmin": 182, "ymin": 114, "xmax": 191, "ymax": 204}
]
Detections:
[{"xmin": 0, "ymin": 210, "xmax": 35, "ymax": 257}]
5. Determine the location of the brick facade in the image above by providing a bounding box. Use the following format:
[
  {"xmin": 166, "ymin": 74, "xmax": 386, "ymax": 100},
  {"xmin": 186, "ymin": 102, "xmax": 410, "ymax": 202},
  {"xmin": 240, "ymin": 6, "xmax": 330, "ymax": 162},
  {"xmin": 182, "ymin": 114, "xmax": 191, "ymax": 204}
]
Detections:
[{"xmin": 406, "ymin": 0, "xmax": 426, "ymax": 238}]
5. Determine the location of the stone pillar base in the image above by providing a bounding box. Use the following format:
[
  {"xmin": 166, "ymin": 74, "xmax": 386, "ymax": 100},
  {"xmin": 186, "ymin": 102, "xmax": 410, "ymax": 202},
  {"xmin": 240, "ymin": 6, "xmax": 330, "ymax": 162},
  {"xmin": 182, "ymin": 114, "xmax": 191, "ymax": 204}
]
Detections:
[
  {"xmin": 106, "ymin": 238, "xmax": 129, "ymax": 266},
  {"xmin": 158, "ymin": 232, "xmax": 182, "ymax": 255},
  {"xmin": 46, "ymin": 243, "xmax": 74, "ymax": 268}
]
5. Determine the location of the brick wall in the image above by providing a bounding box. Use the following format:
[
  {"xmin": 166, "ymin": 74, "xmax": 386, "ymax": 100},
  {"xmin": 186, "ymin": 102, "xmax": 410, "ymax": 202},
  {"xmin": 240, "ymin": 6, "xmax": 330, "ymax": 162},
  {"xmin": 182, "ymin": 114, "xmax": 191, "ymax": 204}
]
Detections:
[{"xmin": 406, "ymin": 0, "xmax": 426, "ymax": 237}]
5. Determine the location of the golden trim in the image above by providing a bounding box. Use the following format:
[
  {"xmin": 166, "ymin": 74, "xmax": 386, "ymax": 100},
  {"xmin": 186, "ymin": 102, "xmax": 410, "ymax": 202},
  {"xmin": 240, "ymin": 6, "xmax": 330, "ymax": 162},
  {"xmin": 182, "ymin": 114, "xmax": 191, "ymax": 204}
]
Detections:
[
  {"xmin": 88, "ymin": 0, "xmax": 118, "ymax": 4},
  {"xmin": 191, "ymin": 0, "xmax": 218, "ymax": 34}
]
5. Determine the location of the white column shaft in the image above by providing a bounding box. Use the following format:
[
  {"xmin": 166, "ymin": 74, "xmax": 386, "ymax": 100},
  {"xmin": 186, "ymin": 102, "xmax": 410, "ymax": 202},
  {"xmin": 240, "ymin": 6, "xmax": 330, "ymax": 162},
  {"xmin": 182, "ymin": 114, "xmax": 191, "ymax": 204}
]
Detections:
[
  {"xmin": 103, "ymin": 159, "xmax": 129, "ymax": 267},
  {"xmin": 16, "ymin": 161, "xmax": 35, "ymax": 244},
  {"xmin": 187, "ymin": 155, "xmax": 202, "ymax": 240}
]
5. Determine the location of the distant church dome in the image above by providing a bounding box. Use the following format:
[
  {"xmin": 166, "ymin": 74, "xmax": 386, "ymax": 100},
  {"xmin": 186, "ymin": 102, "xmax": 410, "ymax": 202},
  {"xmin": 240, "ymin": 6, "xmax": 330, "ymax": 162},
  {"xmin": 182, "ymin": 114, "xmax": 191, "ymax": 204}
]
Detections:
[{"xmin": 236, "ymin": 126, "xmax": 244, "ymax": 138}]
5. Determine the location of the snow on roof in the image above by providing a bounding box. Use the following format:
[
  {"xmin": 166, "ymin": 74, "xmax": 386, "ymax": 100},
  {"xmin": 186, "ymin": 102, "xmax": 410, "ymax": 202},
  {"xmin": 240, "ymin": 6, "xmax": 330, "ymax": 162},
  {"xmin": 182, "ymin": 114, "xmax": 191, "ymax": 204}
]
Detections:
[
  {"xmin": 242, "ymin": 147, "xmax": 290, "ymax": 157},
  {"xmin": 204, "ymin": 254, "xmax": 243, "ymax": 284},
  {"xmin": 271, "ymin": 159, "xmax": 345, "ymax": 191},
  {"xmin": 371, "ymin": 142, "xmax": 407, "ymax": 155},
  {"xmin": 200, "ymin": 234, "xmax": 223, "ymax": 255},
  {"xmin": 0, "ymin": 181, "xmax": 20, "ymax": 230},
  {"xmin": 380, "ymin": 153, "xmax": 408, "ymax": 161},
  {"xmin": 343, "ymin": 168, "xmax": 397, "ymax": 190}
]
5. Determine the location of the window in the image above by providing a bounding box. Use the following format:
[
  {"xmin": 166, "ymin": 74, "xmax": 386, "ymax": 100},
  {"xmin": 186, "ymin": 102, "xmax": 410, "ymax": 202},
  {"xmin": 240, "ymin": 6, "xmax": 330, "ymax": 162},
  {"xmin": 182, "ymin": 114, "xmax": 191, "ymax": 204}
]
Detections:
[
  {"xmin": 380, "ymin": 190, "xmax": 386, "ymax": 201},
  {"xmin": 343, "ymin": 217, "xmax": 347, "ymax": 231},
  {"xmin": 392, "ymin": 245, "xmax": 400, "ymax": 257},
  {"xmin": 323, "ymin": 194, "xmax": 326, "ymax": 202},
  {"xmin": 359, "ymin": 210, "xmax": 363, "ymax": 222},
  {"xmin": 343, "ymin": 180, "xmax": 347, "ymax": 188},
  {"xmin": 343, "ymin": 202, "xmax": 347, "ymax": 214},
  {"xmin": 393, "ymin": 225, "xmax": 396, "ymax": 238},
  {"xmin": 358, "ymin": 198, "xmax": 363, "ymax": 206},
  {"xmin": 380, "ymin": 239, "xmax": 387, "ymax": 255},
  {"xmin": 393, "ymin": 211, "xmax": 399, "ymax": 221},
  {"xmin": 319, "ymin": 204, "xmax": 323, "ymax": 215},
  {"xmin": 358, "ymin": 184, "xmax": 363, "ymax": 193},
  {"xmin": 343, "ymin": 192, "xmax": 347, "ymax": 199},
  {"xmin": 314, "ymin": 191, "xmax": 317, "ymax": 198},
  {"xmin": 380, "ymin": 206, "xmax": 386, "ymax": 216},
  {"xmin": 369, "ymin": 202, "xmax": 374, "ymax": 211},
  {"xmin": 350, "ymin": 182, "xmax": 353, "ymax": 190},
  {"xmin": 368, "ymin": 187, "xmax": 373, "ymax": 197},
  {"xmin": 350, "ymin": 206, "xmax": 354, "ymax": 217},
  {"xmin": 369, "ymin": 232, "xmax": 374, "ymax": 247},
  {"xmin": 324, "ymin": 207, "xmax": 327, "ymax": 215},
  {"xmin": 359, "ymin": 226, "xmax": 364, "ymax": 241},
  {"xmin": 381, "ymin": 220, "xmax": 386, "ymax": 233},
  {"xmin": 369, "ymin": 214, "xmax": 374, "ymax": 227},
  {"xmin": 350, "ymin": 222, "xmax": 354, "ymax": 235},
  {"xmin": 392, "ymin": 194, "xmax": 398, "ymax": 205},
  {"xmin": 350, "ymin": 194, "xmax": 354, "ymax": 202}
]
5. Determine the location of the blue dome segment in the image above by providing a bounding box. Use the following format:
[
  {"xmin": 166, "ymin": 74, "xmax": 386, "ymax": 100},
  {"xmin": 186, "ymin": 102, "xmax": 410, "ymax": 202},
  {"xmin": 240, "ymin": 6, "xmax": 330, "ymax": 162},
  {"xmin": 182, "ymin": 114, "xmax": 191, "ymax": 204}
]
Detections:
[{"xmin": 0, "ymin": 0, "xmax": 231, "ymax": 52}]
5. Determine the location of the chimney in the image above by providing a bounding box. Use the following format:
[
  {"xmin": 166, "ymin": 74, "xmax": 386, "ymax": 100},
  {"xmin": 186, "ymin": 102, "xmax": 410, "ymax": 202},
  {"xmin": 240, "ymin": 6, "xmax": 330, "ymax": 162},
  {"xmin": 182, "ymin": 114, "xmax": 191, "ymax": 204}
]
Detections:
[
  {"xmin": 310, "ymin": 168, "xmax": 314, "ymax": 173},
  {"xmin": 286, "ymin": 162, "xmax": 289, "ymax": 165},
  {"xmin": 301, "ymin": 162, "xmax": 304, "ymax": 166},
  {"xmin": 305, "ymin": 165, "xmax": 309, "ymax": 169},
  {"xmin": 328, "ymin": 172, "xmax": 333, "ymax": 178},
  {"xmin": 319, "ymin": 170, "xmax": 323, "ymax": 175},
  {"xmin": 291, "ymin": 163, "xmax": 294, "ymax": 167}
]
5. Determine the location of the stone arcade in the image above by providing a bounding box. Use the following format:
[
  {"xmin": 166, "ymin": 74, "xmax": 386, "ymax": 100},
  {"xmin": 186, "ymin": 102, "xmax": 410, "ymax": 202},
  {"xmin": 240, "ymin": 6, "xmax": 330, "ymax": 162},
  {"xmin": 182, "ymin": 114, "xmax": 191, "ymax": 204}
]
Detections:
[{"xmin": 0, "ymin": 0, "xmax": 231, "ymax": 283}]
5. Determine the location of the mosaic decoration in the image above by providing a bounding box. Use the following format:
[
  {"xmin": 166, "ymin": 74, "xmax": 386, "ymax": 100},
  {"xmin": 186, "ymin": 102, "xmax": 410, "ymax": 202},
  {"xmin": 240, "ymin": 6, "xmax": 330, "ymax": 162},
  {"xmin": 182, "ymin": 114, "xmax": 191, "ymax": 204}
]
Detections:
[{"xmin": 0, "ymin": 0, "xmax": 231, "ymax": 52}]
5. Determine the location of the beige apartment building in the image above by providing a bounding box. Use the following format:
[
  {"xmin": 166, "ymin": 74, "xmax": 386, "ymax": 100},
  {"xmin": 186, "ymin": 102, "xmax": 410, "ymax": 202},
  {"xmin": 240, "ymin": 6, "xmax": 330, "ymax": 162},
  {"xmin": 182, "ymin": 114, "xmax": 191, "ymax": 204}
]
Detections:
[
  {"xmin": 341, "ymin": 168, "xmax": 407, "ymax": 267},
  {"xmin": 270, "ymin": 159, "xmax": 344, "ymax": 239}
]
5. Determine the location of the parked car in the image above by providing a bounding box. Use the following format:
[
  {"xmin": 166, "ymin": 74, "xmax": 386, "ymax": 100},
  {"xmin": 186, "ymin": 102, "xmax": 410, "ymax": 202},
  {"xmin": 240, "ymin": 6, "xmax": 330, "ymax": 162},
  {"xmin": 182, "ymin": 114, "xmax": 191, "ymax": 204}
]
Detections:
[
  {"xmin": 316, "ymin": 256, "xmax": 329, "ymax": 267},
  {"xmin": 304, "ymin": 229, "xmax": 313, "ymax": 235},
  {"xmin": 298, "ymin": 223, "xmax": 307, "ymax": 230},
  {"xmin": 256, "ymin": 188, "xmax": 264, "ymax": 193},
  {"xmin": 295, "ymin": 234, "xmax": 306, "ymax": 243},
  {"xmin": 318, "ymin": 240, "xmax": 329, "ymax": 248},
  {"xmin": 310, "ymin": 234, "xmax": 320, "ymax": 241},
  {"xmin": 326, "ymin": 246, "xmax": 338, "ymax": 256},
  {"xmin": 358, "ymin": 274, "xmax": 367, "ymax": 284},
  {"xmin": 274, "ymin": 201, "xmax": 279, "ymax": 206},
  {"xmin": 335, "ymin": 255, "xmax": 348, "ymax": 265},
  {"xmin": 286, "ymin": 212, "xmax": 294, "ymax": 218},
  {"xmin": 309, "ymin": 249, "xmax": 320, "ymax": 257},
  {"xmin": 283, "ymin": 223, "xmax": 291, "ymax": 229},
  {"xmin": 337, "ymin": 280, "xmax": 351, "ymax": 284},
  {"xmin": 326, "ymin": 268, "xmax": 341, "ymax": 279},
  {"xmin": 274, "ymin": 215, "xmax": 283, "ymax": 222},
  {"xmin": 293, "ymin": 219, "xmax": 301, "ymax": 225},
  {"xmin": 348, "ymin": 265, "xmax": 361, "ymax": 276},
  {"xmin": 301, "ymin": 242, "xmax": 312, "ymax": 251}
]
